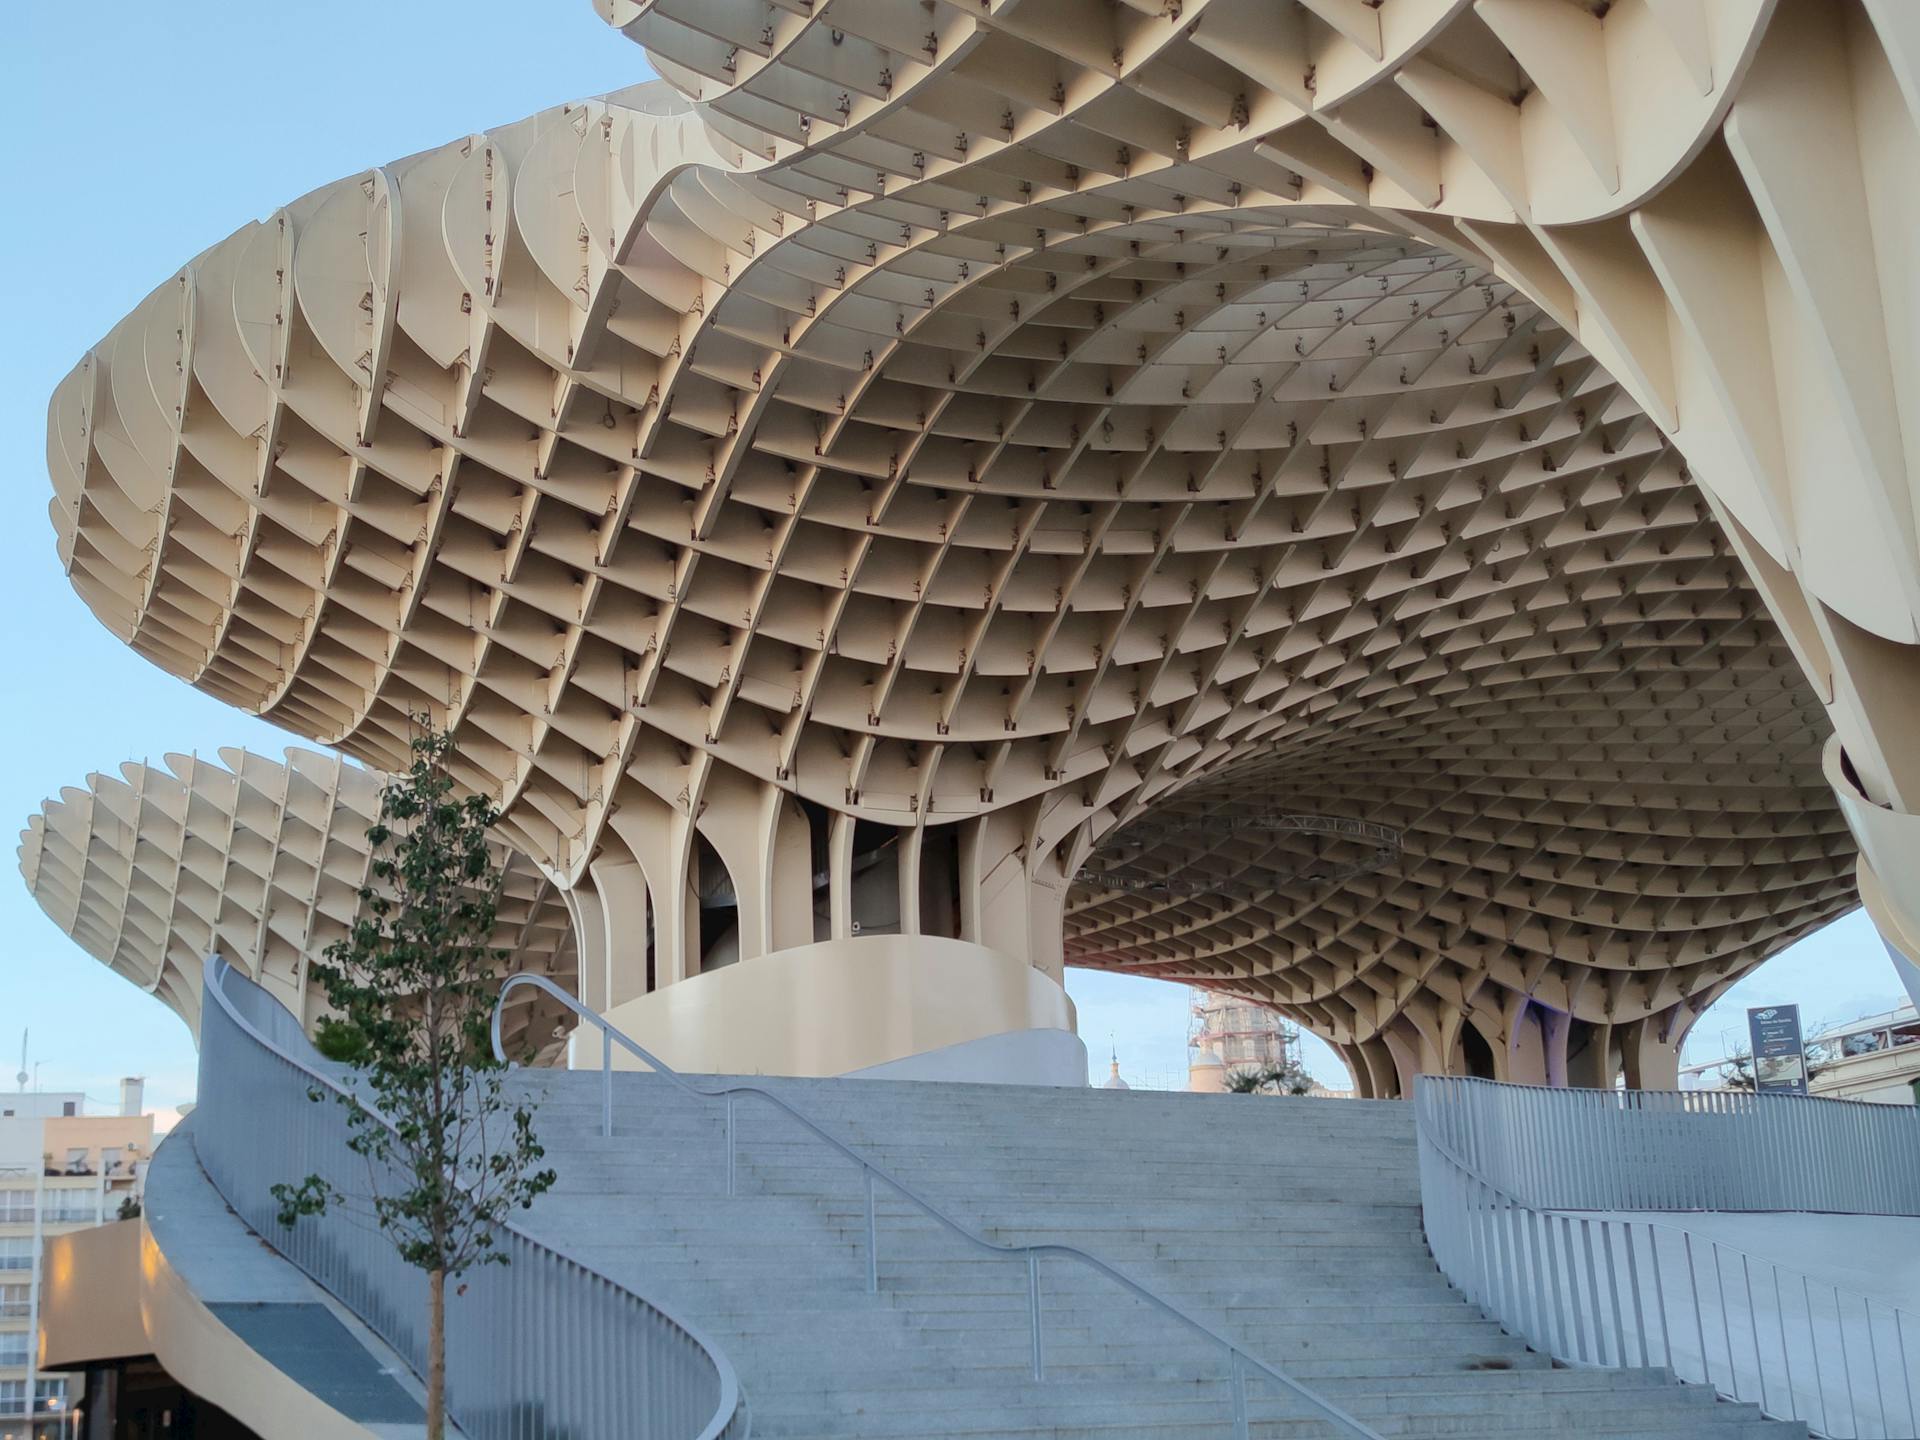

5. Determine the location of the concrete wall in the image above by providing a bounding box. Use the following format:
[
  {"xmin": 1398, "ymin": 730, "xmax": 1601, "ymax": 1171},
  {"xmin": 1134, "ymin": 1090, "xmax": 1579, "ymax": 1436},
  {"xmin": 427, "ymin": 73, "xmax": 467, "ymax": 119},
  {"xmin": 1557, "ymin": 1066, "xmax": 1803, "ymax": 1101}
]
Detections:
[
  {"xmin": 39, "ymin": 1222, "xmax": 144, "ymax": 1370},
  {"xmin": 581, "ymin": 935, "xmax": 1078, "ymax": 1081}
]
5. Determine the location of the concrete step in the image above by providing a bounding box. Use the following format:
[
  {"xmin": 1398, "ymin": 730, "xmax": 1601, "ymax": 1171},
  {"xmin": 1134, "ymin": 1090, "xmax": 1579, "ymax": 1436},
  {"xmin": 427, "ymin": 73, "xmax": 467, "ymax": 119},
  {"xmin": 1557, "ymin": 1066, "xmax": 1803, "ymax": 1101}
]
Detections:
[
  {"xmin": 760, "ymin": 1381, "xmax": 1735, "ymax": 1427},
  {"xmin": 518, "ymin": 1214, "xmax": 1437, "ymax": 1258},
  {"xmin": 750, "ymin": 1391, "xmax": 1804, "ymax": 1440},
  {"xmin": 756, "ymin": 1365, "xmax": 1671, "ymax": 1411},
  {"xmin": 690, "ymin": 1320, "xmax": 1489, "ymax": 1359},
  {"xmin": 499, "ymin": 1069, "xmax": 1784, "ymax": 1440}
]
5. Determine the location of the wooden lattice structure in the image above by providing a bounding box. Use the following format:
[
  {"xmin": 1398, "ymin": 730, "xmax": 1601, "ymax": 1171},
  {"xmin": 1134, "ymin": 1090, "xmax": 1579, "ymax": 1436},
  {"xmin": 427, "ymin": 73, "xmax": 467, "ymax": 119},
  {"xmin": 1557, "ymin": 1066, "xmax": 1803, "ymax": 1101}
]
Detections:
[{"xmin": 26, "ymin": 0, "xmax": 1920, "ymax": 1093}]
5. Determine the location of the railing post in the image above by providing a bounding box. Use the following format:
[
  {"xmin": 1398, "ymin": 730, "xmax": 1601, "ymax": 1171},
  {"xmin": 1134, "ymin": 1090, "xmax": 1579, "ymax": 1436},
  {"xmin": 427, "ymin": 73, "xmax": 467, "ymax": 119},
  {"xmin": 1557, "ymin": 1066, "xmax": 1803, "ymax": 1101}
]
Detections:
[
  {"xmin": 1835, "ymin": 1284, "xmax": 1855, "ymax": 1435},
  {"xmin": 1864, "ymin": 1294, "xmax": 1884, "ymax": 1436},
  {"xmin": 1805, "ymin": 1275, "xmax": 1832, "ymax": 1437},
  {"xmin": 1623, "ymin": 1222, "xmax": 1648, "ymax": 1368},
  {"xmin": 1230, "ymin": 1346, "xmax": 1249, "ymax": 1440},
  {"xmin": 1897, "ymin": 1306, "xmax": 1917, "ymax": 1437},
  {"xmin": 725, "ymin": 1093, "xmax": 736, "ymax": 1198},
  {"xmin": 601, "ymin": 1032, "xmax": 613, "ymax": 1140},
  {"xmin": 1772, "ymin": 1267, "xmax": 1796, "ymax": 1425},
  {"xmin": 864, "ymin": 1167, "xmax": 878, "ymax": 1294},
  {"xmin": 1711, "ymin": 1244, "xmax": 1736, "ymax": 1397},
  {"xmin": 1683, "ymin": 1232, "xmax": 1709, "ymax": 1388},
  {"xmin": 1028, "ymin": 1250, "xmax": 1044, "ymax": 1381},
  {"xmin": 1649, "ymin": 1225, "xmax": 1674, "ymax": 1372}
]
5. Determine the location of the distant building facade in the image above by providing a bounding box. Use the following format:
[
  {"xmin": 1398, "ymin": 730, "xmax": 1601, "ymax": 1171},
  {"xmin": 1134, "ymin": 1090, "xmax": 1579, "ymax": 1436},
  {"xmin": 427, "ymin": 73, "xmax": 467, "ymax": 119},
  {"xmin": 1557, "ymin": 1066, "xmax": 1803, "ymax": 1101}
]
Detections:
[
  {"xmin": 1682, "ymin": 1007, "xmax": 1920, "ymax": 1107},
  {"xmin": 0, "ymin": 1081, "xmax": 152, "ymax": 1439}
]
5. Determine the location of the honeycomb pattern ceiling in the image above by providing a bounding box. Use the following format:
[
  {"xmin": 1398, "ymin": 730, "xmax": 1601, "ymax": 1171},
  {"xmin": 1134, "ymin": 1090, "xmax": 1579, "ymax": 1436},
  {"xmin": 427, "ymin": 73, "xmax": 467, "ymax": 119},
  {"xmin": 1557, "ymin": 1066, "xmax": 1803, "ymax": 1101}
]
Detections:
[{"xmin": 19, "ymin": 748, "xmax": 579, "ymax": 1063}]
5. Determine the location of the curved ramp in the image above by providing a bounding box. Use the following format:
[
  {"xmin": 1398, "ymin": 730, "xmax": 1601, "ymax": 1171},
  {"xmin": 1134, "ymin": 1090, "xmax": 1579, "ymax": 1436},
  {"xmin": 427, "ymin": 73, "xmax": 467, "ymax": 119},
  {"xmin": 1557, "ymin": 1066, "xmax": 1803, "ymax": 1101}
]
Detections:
[{"xmin": 41, "ymin": 1118, "xmax": 430, "ymax": 1439}]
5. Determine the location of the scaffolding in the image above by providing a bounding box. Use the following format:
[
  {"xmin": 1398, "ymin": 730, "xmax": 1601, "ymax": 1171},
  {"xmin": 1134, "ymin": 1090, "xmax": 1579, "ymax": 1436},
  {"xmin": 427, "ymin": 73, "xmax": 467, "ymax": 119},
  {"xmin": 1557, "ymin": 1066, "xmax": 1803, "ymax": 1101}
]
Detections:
[{"xmin": 1188, "ymin": 988, "xmax": 1299, "ymax": 1075}]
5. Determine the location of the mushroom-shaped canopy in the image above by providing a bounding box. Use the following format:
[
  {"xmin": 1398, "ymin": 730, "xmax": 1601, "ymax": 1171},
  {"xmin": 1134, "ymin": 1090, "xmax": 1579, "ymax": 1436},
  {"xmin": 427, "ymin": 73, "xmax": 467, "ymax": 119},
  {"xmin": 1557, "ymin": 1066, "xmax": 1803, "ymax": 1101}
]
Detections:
[{"xmin": 19, "ymin": 746, "xmax": 578, "ymax": 1063}]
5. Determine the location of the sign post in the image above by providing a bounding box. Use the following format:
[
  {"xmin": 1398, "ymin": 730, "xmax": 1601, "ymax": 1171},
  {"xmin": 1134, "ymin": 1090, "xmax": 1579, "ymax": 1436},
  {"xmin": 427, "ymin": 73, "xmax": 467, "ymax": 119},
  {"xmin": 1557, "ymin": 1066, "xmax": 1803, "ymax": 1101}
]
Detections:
[{"xmin": 1746, "ymin": 1005, "xmax": 1809, "ymax": 1094}]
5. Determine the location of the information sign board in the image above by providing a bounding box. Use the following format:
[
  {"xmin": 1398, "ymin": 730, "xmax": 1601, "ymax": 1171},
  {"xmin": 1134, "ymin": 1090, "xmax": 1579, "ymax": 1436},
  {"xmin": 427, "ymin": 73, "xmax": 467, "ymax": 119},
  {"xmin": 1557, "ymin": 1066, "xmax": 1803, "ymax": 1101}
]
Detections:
[{"xmin": 1746, "ymin": 1005, "xmax": 1809, "ymax": 1094}]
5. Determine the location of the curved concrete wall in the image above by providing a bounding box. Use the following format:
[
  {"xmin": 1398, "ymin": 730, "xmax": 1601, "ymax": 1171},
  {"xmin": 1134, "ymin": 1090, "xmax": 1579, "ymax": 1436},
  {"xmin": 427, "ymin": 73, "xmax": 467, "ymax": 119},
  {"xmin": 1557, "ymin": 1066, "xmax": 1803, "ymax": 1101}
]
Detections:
[
  {"xmin": 38, "ymin": 1128, "xmax": 403, "ymax": 1439},
  {"xmin": 583, "ymin": 935, "xmax": 1078, "ymax": 1081},
  {"xmin": 38, "ymin": 1221, "xmax": 145, "ymax": 1370}
]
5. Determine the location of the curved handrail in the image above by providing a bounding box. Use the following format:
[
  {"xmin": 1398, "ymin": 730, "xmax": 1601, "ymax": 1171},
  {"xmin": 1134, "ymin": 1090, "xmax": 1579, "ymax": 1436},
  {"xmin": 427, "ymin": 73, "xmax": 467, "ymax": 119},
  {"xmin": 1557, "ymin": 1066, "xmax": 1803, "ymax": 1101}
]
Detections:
[
  {"xmin": 1415, "ymin": 1076, "xmax": 1920, "ymax": 1436},
  {"xmin": 199, "ymin": 955, "xmax": 744, "ymax": 1440},
  {"xmin": 494, "ymin": 972, "xmax": 1385, "ymax": 1440}
]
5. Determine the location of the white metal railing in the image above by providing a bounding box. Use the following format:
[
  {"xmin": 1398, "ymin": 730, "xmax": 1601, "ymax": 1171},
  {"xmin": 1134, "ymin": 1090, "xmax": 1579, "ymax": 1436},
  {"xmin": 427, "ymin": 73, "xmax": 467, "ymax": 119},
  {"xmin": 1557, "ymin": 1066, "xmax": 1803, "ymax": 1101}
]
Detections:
[
  {"xmin": 493, "ymin": 972, "xmax": 1385, "ymax": 1440},
  {"xmin": 1417, "ymin": 1076, "xmax": 1920, "ymax": 1438},
  {"xmin": 1419, "ymin": 1077, "xmax": 1920, "ymax": 1214},
  {"xmin": 195, "ymin": 955, "xmax": 744, "ymax": 1440}
]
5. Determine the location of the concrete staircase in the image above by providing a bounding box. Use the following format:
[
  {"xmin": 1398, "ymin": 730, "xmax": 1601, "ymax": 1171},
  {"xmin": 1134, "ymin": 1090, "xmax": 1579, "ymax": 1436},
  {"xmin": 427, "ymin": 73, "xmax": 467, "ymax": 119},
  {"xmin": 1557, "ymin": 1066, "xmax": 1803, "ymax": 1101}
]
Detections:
[{"xmin": 509, "ymin": 1074, "xmax": 1807, "ymax": 1439}]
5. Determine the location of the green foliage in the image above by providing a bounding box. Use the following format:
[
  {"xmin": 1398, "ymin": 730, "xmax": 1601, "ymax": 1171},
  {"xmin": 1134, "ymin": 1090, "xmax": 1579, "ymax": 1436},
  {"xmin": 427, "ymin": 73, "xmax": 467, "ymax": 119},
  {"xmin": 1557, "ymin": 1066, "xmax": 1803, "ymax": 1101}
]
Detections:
[
  {"xmin": 115, "ymin": 1195, "xmax": 142, "ymax": 1222},
  {"xmin": 313, "ymin": 1015, "xmax": 370, "ymax": 1064},
  {"xmin": 1222, "ymin": 1059, "xmax": 1316, "ymax": 1096},
  {"xmin": 270, "ymin": 727, "xmax": 556, "ymax": 1281}
]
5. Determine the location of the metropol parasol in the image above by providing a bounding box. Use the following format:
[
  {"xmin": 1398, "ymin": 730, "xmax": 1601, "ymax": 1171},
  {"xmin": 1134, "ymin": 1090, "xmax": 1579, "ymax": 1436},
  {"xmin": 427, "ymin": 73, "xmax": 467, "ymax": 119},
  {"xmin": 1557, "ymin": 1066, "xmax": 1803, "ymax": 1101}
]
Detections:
[{"xmin": 21, "ymin": 0, "xmax": 1920, "ymax": 1098}]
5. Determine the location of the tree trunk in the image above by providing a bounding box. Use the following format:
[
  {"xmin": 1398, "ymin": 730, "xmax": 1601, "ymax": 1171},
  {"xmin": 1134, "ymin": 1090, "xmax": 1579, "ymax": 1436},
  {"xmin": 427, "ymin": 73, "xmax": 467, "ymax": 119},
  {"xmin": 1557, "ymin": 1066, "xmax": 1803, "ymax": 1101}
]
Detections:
[{"xmin": 427, "ymin": 1266, "xmax": 447, "ymax": 1440}]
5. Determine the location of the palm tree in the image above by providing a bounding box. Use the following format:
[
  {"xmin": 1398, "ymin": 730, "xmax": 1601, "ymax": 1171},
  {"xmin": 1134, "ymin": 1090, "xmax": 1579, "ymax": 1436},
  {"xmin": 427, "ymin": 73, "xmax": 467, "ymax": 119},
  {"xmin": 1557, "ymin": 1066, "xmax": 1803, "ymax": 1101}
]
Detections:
[{"xmin": 1223, "ymin": 1060, "xmax": 1316, "ymax": 1095}]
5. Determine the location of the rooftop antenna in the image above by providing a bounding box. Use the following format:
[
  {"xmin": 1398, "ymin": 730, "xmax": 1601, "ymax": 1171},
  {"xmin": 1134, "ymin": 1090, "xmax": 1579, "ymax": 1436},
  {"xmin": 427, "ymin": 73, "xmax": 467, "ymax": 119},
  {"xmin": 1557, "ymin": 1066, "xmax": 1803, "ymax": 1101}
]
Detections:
[{"xmin": 15, "ymin": 1030, "xmax": 26, "ymax": 1092}]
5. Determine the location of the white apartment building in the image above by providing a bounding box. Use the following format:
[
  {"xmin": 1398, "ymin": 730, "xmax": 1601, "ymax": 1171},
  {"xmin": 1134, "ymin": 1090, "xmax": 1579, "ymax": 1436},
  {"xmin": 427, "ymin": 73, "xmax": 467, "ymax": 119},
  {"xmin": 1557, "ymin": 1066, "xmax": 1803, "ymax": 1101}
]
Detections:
[{"xmin": 0, "ymin": 1082, "xmax": 151, "ymax": 1440}]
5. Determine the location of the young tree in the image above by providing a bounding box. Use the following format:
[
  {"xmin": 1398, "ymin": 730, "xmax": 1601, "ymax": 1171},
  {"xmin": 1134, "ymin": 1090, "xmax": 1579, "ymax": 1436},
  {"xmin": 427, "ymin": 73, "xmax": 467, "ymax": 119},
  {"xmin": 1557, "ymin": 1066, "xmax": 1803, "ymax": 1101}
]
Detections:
[{"xmin": 272, "ymin": 729, "xmax": 556, "ymax": 1440}]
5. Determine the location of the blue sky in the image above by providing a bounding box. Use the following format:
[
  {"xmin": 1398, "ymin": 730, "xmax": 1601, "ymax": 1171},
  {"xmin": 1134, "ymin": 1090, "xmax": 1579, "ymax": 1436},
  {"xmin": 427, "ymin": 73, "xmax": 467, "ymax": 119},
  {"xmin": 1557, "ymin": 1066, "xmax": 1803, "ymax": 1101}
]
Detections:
[
  {"xmin": 0, "ymin": 3, "xmax": 1908, "ymax": 1116},
  {"xmin": 0, "ymin": 2, "xmax": 643, "ymax": 1119}
]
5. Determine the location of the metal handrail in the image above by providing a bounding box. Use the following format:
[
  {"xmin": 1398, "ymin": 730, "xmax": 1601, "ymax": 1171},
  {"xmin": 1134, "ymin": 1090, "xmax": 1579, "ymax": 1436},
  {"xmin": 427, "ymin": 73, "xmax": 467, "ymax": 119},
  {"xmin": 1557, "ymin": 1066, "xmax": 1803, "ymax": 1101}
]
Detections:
[
  {"xmin": 492, "ymin": 972, "xmax": 1385, "ymax": 1440},
  {"xmin": 1415, "ymin": 1077, "xmax": 1920, "ymax": 1437},
  {"xmin": 200, "ymin": 955, "xmax": 744, "ymax": 1440}
]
